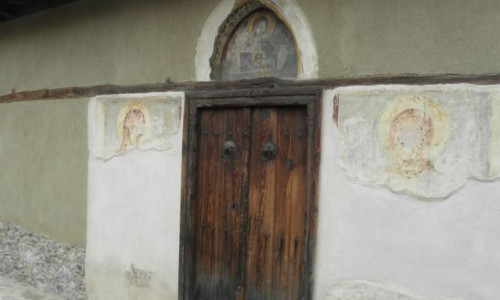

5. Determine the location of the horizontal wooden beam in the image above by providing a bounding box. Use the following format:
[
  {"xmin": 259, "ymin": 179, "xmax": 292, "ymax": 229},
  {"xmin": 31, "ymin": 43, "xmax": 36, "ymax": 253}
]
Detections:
[{"xmin": 2, "ymin": 73, "xmax": 500, "ymax": 104}]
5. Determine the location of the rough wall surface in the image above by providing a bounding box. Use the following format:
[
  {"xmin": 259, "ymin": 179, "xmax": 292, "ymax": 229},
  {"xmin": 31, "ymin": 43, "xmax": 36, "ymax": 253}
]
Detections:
[
  {"xmin": 0, "ymin": 276, "xmax": 65, "ymax": 300},
  {"xmin": 0, "ymin": 99, "xmax": 87, "ymax": 246},
  {"xmin": 2, "ymin": 0, "xmax": 500, "ymax": 95},
  {"xmin": 0, "ymin": 223, "xmax": 86, "ymax": 300}
]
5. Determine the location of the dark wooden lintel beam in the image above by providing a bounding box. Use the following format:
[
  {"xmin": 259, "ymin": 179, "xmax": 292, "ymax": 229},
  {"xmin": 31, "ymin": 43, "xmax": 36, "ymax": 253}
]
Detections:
[{"xmin": 2, "ymin": 73, "xmax": 500, "ymax": 104}]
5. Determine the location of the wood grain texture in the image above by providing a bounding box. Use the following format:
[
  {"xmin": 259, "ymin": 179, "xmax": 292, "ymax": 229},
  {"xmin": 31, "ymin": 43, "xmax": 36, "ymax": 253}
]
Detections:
[
  {"xmin": 193, "ymin": 108, "xmax": 251, "ymax": 299},
  {"xmin": 244, "ymin": 107, "xmax": 308, "ymax": 300},
  {"xmin": 181, "ymin": 89, "xmax": 320, "ymax": 300},
  {"xmin": 3, "ymin": 74, "xmax": 500, "ymax": 103}
]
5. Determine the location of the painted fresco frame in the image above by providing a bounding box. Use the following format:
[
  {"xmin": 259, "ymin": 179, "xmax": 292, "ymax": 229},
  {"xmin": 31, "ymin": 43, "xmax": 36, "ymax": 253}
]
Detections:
[{"xmin": 209, "ymin": 1, "xmax": 301, "ymax": 80}]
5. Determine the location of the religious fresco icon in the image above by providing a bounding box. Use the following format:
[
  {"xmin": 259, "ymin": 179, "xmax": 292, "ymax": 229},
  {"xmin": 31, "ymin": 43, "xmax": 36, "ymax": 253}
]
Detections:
[
  {"xmin": 378, "ymin": 95, "xmax": 449, "ymax": 179},
  {"xmin": 118, "ymin": 102, "xmax": 149, "ymax": 154},
  {"xmin": 92, "ymin": 94, "xmax": 181, "ymax": 160},
  {"xmin": 335, "ymin": 86, "xmax": 497, "ymax": 200},
  {"xmin": 221, "ymin": 10, "xmax": 298, "ymax": 80}
]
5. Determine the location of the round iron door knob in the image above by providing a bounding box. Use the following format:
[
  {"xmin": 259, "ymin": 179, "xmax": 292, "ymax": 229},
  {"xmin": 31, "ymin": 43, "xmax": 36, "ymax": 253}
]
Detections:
[
  {"xmin": 261, "ymin": 142, "xmax": 278, "ymax": 161},
  {"xmin": 222, "ymin": 140, "xmax": 237, "ymax": 159}
]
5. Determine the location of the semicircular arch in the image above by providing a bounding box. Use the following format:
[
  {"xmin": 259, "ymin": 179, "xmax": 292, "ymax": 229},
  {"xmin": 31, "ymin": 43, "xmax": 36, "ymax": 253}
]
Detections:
[{"xmin": 195, "ymin": 0, "xmax": 318, "ymax": 81}]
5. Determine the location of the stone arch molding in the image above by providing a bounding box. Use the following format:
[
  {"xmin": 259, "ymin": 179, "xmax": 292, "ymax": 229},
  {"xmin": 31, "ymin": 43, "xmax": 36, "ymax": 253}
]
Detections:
[{"xmin": 195, "ymin": 0, "xmax": 318, "ymax": 81}]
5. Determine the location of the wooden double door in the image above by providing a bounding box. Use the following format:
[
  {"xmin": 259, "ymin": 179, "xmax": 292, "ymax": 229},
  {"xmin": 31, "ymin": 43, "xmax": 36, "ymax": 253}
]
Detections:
[{"xmin": 181, "ymin": 91, "xmax": 319, "ymax": 300}]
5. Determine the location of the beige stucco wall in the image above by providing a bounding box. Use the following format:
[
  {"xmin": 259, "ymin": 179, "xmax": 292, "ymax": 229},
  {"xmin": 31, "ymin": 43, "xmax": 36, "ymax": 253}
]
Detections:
[
  {"xmin": 1, "ymin": 0, "xmax": 500, "ymax": 245},
  {"xmin": 0, "ymin": 0, "xmax": 220, "ymax": 96},
  {"xmin": 304, "ymin": 0, "xmax": 500, "ymax": 78},
  {"xmin": 2, "ymin": 0, "xmax": 500, "ymax": 96},
  {"xmin": 0, "ymin": 99, "xmax": 87, "ymax": 246}
]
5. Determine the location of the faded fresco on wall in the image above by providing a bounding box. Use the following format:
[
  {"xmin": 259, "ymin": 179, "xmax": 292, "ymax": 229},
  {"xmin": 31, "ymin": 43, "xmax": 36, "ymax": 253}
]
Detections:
[
  {"xmin": 93, "ymin": 94, "xmax": 181, "ymax": 160},
  {"xmin": 335, "ymin": 85, "xmax": 499, "ymax": 200},
  {"xmin": 379, "ymin": 95, "xmax": 449, "ymax": 180},
  {"xmin": 221, "ymin": 10, "xmax": 298, "ymax": 80}
]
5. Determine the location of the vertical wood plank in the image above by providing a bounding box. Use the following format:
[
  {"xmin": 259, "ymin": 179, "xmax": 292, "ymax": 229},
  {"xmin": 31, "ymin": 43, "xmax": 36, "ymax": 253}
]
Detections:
[
  {"xmin": 272, "ymin": 107, "xmax": 308, "ymax": 300},
  {"xmin": 245, "ymin": 107, "xmax": 308, "ymax": 300},
  {"xmin": 245, "ymin": 108, "xmax": 278, "ymax": 300},
  {"xmin": 193, "ymin": 108, "xmax": 251, "ymax": 299}
]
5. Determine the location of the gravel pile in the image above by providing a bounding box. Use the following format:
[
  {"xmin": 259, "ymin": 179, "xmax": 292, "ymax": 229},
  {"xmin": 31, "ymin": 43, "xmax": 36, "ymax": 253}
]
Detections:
[{"xmin": 0, "ymin": 223, "xmax": 86, "ymax": 300}]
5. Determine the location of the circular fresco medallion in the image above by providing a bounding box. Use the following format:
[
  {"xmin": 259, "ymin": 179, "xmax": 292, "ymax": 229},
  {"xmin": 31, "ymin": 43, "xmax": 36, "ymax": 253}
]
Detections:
[{"xmin": 378, "ymin": 95, "xmax": 449, "ymax": 179}]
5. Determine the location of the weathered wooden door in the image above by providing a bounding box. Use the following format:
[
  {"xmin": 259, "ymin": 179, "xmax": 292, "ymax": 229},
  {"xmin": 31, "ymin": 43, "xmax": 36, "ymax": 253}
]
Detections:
[{"xmin": 181, "ymin": 90, "xmax": 319, "ymax": 300}]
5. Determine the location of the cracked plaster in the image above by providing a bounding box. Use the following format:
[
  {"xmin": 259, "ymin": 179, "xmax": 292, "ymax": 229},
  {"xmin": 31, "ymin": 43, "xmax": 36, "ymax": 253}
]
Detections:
[
  {"xmin": 333, "ymin": 84, "xmax": 500, "ymax": 200},
  {"xmin": 91, "ymin": 93, "xmax": 181, "ymax": 161}
]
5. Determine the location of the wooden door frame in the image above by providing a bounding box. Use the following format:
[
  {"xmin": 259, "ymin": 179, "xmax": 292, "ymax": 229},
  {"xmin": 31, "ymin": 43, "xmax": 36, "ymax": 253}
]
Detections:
[{"xmin": 179, "ymin": 86, "xmax": 322, "ymax": 300}]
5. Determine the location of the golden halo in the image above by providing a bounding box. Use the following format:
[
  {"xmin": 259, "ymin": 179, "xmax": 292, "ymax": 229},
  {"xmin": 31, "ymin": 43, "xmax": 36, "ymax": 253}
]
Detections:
[
  {"xmin": 378, "ymin": 95, "xmax": 449, "ymax": 160},
  {"xmin": 247, "ymin": 11, "xmax": 276, "ymax": 38},
  {"xmin": 117, "ymin": 101, "xmax": 150, "ymax": 141}
]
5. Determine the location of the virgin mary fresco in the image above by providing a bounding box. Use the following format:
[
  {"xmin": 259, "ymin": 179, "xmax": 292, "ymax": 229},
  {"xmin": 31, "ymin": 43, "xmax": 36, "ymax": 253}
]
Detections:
[
  {"xmin": 222, "ymin": 10, "xmax": 298, "ymax": 80},
  {"xmin": 118, "ymin": 102, "xmax": 149, "ymax": 153}
]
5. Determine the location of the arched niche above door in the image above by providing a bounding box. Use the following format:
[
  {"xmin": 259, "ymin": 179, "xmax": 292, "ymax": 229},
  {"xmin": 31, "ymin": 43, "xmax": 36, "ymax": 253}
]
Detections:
[{"xmin": 209, "ymin": 1, "xmax": 300, "ymax": 80}]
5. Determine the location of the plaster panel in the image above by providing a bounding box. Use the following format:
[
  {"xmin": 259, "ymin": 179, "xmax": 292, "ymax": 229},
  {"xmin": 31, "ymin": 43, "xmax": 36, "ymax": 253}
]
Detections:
[
  {"xmin": 86, "ymin": 92, "xmax": 184, "ymax": 300},
  {"xmin": 93, "ymin": 95, "xmax": 181, "ymax": 160},
  {"xmin": 315, "ymin": 89, "xmax": 500, "ymax": 300},
  {"xmin": 334, "ymin": 85, "xmax": 498, "ymax": 200}
]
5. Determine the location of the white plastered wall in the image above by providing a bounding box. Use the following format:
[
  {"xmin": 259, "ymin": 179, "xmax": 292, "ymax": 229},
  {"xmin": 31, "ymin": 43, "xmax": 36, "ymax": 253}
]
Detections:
[
  {"xmin": 195, "ymin": 0, "xmax": 318, "ymax": 81},
  {"xmin": 86, "ymin": 92, "xmax": 184, "ymax": 300},
  {"xmin": 85, "ymin": 85, "xmax": 500, "ymax": 300},
  {"xmin": 314, "ymin": 87, "xmax": 500, "ymax": 300}
]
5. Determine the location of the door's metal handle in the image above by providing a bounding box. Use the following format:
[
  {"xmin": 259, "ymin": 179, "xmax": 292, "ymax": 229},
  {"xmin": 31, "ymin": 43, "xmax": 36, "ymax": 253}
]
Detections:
[
  {"xmin": 261, "ymin": 142, "xmax": 278, "ymax": 161},
  {"xmin": 222, "ymin": 140, "xmax": 237, "ymax": 159}
]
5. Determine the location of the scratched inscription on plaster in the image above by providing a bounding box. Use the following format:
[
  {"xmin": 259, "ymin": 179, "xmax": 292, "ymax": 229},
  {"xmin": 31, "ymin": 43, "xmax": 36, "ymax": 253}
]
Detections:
[
  {"xmin": 126, "ymin": 264, "xmax": 151, "ymax": 288},
  {"xmin": 95, "ymin": 95, "xmax": 181, "ymax": 160}
]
